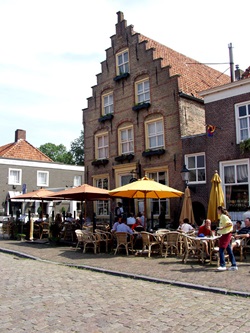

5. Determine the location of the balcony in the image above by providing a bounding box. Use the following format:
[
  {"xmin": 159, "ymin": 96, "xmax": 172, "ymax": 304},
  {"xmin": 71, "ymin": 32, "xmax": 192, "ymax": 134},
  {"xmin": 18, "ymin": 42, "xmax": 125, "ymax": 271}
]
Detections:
[
  {"xmin": 114, "ymin": 153, "xmax": 135, "ymax": 163},
  {"xmin": 113, "ymin": 72, "xmax": 130, "ymax": 82},
  {"xmin": 98, "ymin": 113, "xmax": 114, "ymax": 123},
  {"xmin": 142, "ymin": 148, "xmax": 165, "ymax": 158},
  {"xmin": 91, "ymin": 158, "xmax": 109, "ymax": 167},
  {"xmin": 132, "ymin": 102, "xmax": 151, "ymax": 112}
]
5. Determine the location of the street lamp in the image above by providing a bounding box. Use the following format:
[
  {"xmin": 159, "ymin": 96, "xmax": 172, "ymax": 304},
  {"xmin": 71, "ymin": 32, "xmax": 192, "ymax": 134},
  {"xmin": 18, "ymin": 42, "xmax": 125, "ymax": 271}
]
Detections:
[{"xmin": 180, "ymin": 164, "xmax": 190, "ymax": 187}]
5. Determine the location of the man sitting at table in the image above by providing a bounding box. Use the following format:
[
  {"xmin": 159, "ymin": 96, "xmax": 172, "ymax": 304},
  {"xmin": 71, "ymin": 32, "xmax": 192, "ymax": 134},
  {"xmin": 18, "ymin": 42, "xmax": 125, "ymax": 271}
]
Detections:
[
  {"xmin": 116, "ymin": 217, "xmax": 134, "ymax": 235},
  {"xmin": 178, "ymin": 218, "xmax": 194, "ymax": 233},
  {"xmin": 232, "ymin": 217, "xmax": 250, "ymax": 252},
  {"xmin": 198, "ymin": 219, "xmax": 213, "ymax": 257},
  {"xmin": 131, "ymin": 217, "xmax": 144, "ymax": 231}
]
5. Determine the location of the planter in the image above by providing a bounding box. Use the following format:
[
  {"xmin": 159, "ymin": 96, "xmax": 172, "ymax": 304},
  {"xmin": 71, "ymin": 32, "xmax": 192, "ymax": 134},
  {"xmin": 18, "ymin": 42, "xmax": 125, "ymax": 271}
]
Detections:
[
  {"xmin": 113, "ymin": 72, "xmax": 130, "ymax": 82},
  {"xmin": 132, "ymin": 102, "xmax": 151, "ymax": 111},
  {"xmin": 98, "ymin": 113, "xmax": 114, "ymax": 123},
  {"xmin": 142, "ymin": 148, "xmax": 165, "ymax": 158},
  {"xmin": 17, "ymin": 234, "xmax": 26, "ymax": 241},
  {"xmin": 91, "ymin": 159, "xmax": 109, "ymax": 167},
  {"xmin": 115, "ymin": 153, "xmax": 134, "ymax": 163}
]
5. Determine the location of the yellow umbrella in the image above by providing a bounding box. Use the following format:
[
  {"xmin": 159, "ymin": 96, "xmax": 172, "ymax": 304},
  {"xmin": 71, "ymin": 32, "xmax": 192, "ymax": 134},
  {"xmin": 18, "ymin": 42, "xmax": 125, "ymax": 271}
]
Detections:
[
  {"xmin": 109, "ymin": 176, "xmax": 183, "ymax": 224},
  {"xmin": 207, "ymin": 171, "xmax": 225, "ymax": 223},
  {"xmin": 179, "ymin": 186, "xmax": 195, "ymax": 225}
]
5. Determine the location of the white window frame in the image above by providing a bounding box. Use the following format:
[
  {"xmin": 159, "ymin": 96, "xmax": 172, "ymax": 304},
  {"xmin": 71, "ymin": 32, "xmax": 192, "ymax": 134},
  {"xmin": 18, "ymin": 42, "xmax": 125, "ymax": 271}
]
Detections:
[
  {"xmin": 135, "ymin": 79, "xmax": 150, "ymax": 104},
  {"xmin": 185, "ymin": 153, "xmax": 206, "ymax": 184},
  {"xmin": 8, "ymin": 168, "xmax": 22, "ymax": 185},
  {"xmin": 94, "ymin": 176, "xmax": 109, "ymax": 217},
  {"xmin": 102, "ymin": 92, "xmax": 113, "ymax": 115},
  {"xmin": 118, "ymin": 125, "xmax": 134, "ymax": 155},
  {"xmin": 73, "ymin": 175, "xmax": 82, "ymax": 187},
  {"xmin": 145, "ymin": 118, "xmax": 164, "ymax": 150},
  {"xmin": 116, "ymin": 49, "xmax": 129, "ymax": 75},
  {"xmin": 37, "ymin": 171, "xmax": 49, "ymax": 187},
  {"xmin": 235, "ymin": 100, "xmax": 250, "ymax": 144},
  {"xmin": 95, "ymin": 133, "xmax": 109, "ymax": 159}
]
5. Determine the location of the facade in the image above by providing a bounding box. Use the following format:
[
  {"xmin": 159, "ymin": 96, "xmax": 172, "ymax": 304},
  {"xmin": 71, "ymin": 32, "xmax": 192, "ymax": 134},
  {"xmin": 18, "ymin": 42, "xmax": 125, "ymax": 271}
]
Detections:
[
  {"xmin": 82, "ymin": 12, "xmax": 230, "ymax": 226},
  {"xmin": 182, "ymin": 76, "xmax": 250, "ymax": 223},
  {"xmin": 0, "ymin": 129, "xmax": 85, "ymax": 218}
]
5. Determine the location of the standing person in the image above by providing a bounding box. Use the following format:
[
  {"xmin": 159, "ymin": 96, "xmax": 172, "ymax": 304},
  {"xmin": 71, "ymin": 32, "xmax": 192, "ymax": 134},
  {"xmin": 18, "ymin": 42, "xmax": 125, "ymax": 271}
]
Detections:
[
  {"xmin": 158, "ymin": 207, "xmax": 166, "ymax": 229},
  {"xmin": 115, "ymin": 202, "xmax": 124, "ymax": 218},
  {"xmin": 217, "ymin": 206, "xmax": 238, "ymax": 271}
]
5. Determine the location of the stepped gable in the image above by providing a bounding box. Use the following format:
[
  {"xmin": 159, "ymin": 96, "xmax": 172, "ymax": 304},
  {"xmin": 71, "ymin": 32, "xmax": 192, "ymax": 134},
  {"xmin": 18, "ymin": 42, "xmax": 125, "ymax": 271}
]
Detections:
[
  {"xmin": 138, "ymin": 34, "xmax": 230, "ymax": 99},
  {"xmin": 0, "ymin": 140, "xmax": 53, "ymax": 162}
]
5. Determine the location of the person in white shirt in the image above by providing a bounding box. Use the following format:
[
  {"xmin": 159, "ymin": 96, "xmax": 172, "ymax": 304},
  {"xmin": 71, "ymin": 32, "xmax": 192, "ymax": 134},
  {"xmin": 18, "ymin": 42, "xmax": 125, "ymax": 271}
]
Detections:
[
  {"xmin": 111, "ymin": 217, "xmax": 120, "ymax": 232},
  {"xmin": 178, "ymin": 218, "xmax": 194, "ymax": 233}
]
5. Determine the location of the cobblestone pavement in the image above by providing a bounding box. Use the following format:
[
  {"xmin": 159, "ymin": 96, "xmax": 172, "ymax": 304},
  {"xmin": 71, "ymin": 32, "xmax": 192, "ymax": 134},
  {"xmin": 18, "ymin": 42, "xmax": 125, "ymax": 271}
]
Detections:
[
  {"xmin": 0, "ymin": 239, "xmax": 250, "ymax": 297},
  {"xmin": 1, "ymin": 252, "xmax": 250, "ymax": 333}
]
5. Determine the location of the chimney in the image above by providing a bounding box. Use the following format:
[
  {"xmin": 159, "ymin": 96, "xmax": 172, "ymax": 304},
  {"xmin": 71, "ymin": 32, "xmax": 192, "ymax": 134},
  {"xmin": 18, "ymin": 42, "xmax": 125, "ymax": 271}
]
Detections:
[
  {"xmin": 228, "ymin": 43, "xmax": 235, "ymax": 82},
  {"xmin": 15, "ymin": 129, "xmax": 26, "ymax": 142},
  {"xmin": 235, "ymin": 65, "xmax": 244, "ymax": 81}
]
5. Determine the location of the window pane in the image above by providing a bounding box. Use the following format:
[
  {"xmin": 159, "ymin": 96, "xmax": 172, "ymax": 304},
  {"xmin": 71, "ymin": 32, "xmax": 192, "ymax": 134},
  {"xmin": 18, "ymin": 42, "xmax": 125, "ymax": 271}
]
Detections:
[
  {"xmin": 197, "ymin": 155, "xmax": 204, "ymax": 168},
  {"xmin": 224, "ymin": 166, "xmax": 235, "ymax": 183},
  {"xmin": 239, "ymin": 105, "xmax": 247, "ymax": 117},
  {"xmin": 187, "ymin": 156, "xmax": 195, "ymax": 169}
]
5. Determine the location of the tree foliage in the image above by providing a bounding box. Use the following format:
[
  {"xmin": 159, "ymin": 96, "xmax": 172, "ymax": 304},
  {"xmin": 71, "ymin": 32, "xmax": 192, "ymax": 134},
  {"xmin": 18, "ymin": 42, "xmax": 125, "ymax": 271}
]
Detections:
[{"xmin": 38, "ymin": 131, "xmax": 84, "ymax": 165}]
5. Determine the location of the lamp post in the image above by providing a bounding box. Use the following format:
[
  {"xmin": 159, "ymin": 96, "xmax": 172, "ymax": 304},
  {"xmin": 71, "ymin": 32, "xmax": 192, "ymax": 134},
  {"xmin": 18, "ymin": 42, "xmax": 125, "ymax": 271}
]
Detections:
[{"xmin": 180, "ymin": 164, "xmax": 190, "ymax": 188}]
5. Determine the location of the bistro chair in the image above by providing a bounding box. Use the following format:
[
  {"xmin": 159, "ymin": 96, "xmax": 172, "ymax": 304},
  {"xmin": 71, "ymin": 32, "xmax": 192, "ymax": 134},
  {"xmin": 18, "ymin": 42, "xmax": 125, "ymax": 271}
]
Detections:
[
  {"xmin": 82, "ymin": 231, "xmax": 100, "ymax": 254},
  {"xmin": 140, "ymin": 231, "xmax": 162, "ymax": 258},
  {"xmin": 162, "ymin": 231, "xmax": 180, "ymax": 257},
  {"xmin": 182, "ymin": 234, "xmax": 204, "ymax": 263},
  {"xmin": 95, "ymin": 229, "xmax": 113, "ymax": 253},
  {"xmin": 75, "ymin": 229, "xmax": 84, "ymax": 251},
  {"xmin": 114, "ymin": 232, "xmax": 133, "ymax": 256},
  {"xmin": 40, "ymin": 222, "xmax": 49, "ymax": 239}
]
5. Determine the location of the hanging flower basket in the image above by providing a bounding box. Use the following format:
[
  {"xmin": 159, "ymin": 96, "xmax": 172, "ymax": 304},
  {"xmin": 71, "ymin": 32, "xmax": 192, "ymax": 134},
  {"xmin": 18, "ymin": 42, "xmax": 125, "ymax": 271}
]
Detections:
[
  {"xmin": 91, "ymin": 159, "xmax": 109, "ymax": 167},
  {"xmin": 132, "ymin": 102, "xmax": 151, "ymax": 111},
  {"xmin": 115, "ymin": 153, "xmax": 134, "ymax": 163},
  {"xmin": 142, "ymin": 148, "xmax": 165, "ymax": 157},
  {"xmin": 113, "ymin": 72, "xmax": 130, "ymax": 82},
  {"xmin": 98, "ymin": 113, "xmax": 114, "ymax": 123}
]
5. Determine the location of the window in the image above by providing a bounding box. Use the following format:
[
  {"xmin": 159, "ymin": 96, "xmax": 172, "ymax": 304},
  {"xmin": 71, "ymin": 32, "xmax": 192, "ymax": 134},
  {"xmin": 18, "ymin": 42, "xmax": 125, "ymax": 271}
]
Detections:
[
  {"xmin": 136, "ymin": 79, "xmax": 150, "ymax": 104},
  {"xmin": 145, "ymin": 118, "xmax": 164, "ymax": 150},
  {"xmin": 221, "ymin": 159, "xmax": 249, "ymax": 212},
  {"xmin": 95, "ymin": 133, "xmax": 109, "ymax": 159},
  {"xmin": 74, "ymin": 175, "xmax": 82, "ymax": 187},
  {"xmin": 37, "ymin": 171, "xmax": 49, "ymax": 187},
  {"xmin": 8, "ymin": 168, "xmax": 22, "ymax": 185},
  {"xmin": 95, "ymin": 177, "xmax": 109, "ymax": 216},
  {"xmin": 102, "ymin": 92, "xmax": 113, "ymax": 115},
  {"xmin": 185, "ymin": 153, "xmax": 206, "ymax": 184},
  {"xmin": 235, "ymin": 101, "xmax": 250, "ymax": 143},
  {"xmin": 116, "ymin": 50, "xmax": 129, "ymax": 75},
  {"xmin": 148, "ymin": 171, "xmax": 169, "ymax": 217},
  {"xmin": 118, "ymin": 126, "xmax": 134, "ymax": 155}
]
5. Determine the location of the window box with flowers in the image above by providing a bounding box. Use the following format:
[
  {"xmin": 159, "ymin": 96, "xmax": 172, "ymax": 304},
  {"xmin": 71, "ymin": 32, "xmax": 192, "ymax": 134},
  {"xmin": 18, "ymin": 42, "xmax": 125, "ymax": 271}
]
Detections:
[
  {"xmin": 239, "ymin": 138, "xmax": 250, "ymax": 155},
  {"xmin": 113, "ymin": 72, "xmax": 130, "ymax": 82},
  {"xmin": 91, "ymin": 159, "xmax": 109, "ymax": 167},
  {"xmin": 98, "ymin": 113, "xmax": 114, "ymax": 123},
  {"xmin": 132, "ymin": 102, "xmax": 151, "ymax": 112},
  {"xmin": 115, "ymin": 153, "xmax": 135, "ymax": 163},
  {"xmin": 142, "ymin": 148, "xmax": 166, "ymax": 158}
]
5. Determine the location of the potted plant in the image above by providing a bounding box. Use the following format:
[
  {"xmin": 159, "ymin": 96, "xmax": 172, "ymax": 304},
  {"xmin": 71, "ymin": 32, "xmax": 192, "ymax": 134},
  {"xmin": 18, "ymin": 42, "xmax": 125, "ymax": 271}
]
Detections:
[
  {"xmin": 113, "ymin": 72, "xmax": 130, "ymax": 82},
  {"xmin": 142, "ymin": 148, "xmax": 166, "ymax": 157},
  {"xmin": 92, "ymin": 158, "xmax": 109, "ymax": 167},
  {"xmin": 98, "ymin": 113, "xmax": 114, "ymax": 123},
  {"xmin": 239, "ymin": 138, "xmax": 250, "ymax": 154},
  {"xmin": 132, "ymin": 102, "xmax": 151, "ymax": 111},
  {"xmin": 16, "ymin": 233, "xmax": 26, "ymax": 241},
  {"xmin": 114, "ymin": 153, "xmax": 134, "ymax": 163}
]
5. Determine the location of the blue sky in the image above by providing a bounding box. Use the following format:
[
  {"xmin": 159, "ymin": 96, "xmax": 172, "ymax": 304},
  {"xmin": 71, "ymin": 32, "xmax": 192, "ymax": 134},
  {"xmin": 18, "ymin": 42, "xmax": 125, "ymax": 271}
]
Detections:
[{"xmin": 0, "ymin": 0, "xmax": 249, "ymax": 150}]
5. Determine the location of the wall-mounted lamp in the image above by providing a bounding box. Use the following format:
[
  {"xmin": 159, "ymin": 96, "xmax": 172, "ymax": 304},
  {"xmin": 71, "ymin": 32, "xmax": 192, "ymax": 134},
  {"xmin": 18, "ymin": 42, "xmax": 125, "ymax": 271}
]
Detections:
[
  {"xmin": 12, "ymin": 185, "xmax": 16, "ymax": 190},
  {"xmin": 180, "ymin": 164, "xmax": 190, "ymax": 187}
]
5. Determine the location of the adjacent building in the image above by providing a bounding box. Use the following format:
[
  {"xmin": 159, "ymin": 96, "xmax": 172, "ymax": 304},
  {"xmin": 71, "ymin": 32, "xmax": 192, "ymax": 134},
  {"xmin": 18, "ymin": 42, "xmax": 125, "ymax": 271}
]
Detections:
[
  {"xmin": 82, "ymin": 12, "xmax": 230, "ymax": 226},
  {"xmin": 0, "ymin": 129, "xmax": 85, "ymax": 218}
]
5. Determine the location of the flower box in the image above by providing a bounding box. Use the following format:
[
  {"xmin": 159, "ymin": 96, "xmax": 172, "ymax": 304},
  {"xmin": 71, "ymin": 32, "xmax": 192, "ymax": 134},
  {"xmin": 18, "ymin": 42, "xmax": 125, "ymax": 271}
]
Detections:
[
  {"xmin": 132, "ymin": 102, "xmax": 151, "ymax": 111},
  {"xmin": 98, "ymin": 113, "xmax": 114, "ymax": 123},
  {"xmin": 91, "ymin": 159, "xmax": 109, "ymax": 167},
  {"xmin": 113, "ymin": 72, "xmax": 130, "ymax": 82},
  {"xmin": 142, "ymin": 148, "xmax": 165, "ymax": 157},
  {"xmin": 114, "ymin": 154, "xmax": 134, "ymax": 163}
]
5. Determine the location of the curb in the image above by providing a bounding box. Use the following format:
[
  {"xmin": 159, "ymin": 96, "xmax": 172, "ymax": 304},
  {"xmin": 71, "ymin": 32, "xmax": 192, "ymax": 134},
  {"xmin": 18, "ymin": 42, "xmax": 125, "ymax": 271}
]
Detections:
[{"xmin": 1, "ymin": 247, "xmax": 250, "ymax": 298}]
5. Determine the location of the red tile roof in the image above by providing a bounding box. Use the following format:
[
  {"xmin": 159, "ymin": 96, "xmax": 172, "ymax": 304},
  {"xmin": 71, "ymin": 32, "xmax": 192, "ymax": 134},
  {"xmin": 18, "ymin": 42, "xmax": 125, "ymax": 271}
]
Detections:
[
  {"xmin": 0, "ymin": 139, "xmax": 53, "ymax": 162},
  {"xmin": 138, "ymin": 34, "xmax": 230, "ymax": 99},
  {"xmin": 242, "ymin": 66, "xmax": 250, "ymax": 79}
]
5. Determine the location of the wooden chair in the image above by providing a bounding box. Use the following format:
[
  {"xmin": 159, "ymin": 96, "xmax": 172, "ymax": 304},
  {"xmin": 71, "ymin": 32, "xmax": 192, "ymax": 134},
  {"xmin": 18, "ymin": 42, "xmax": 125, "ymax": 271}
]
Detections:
[
  {"xmin": 140, "ymin": 231, "xmax": 162, "ymax": 257},
  {"xmin": 75, "ymin": 229, "xmax": 84, "ymax": 251},
  {"xmin": 33, "ymin": 223, "xmax": 41, "ymax": 239},
  {"xmin": 82, "ymin": 231, "xmax": 100, "ymax": 254},
  {"xmin": 95, "ymin": 229, "xmax": 112, "ymax": 253},
  {"xmin": 114, "ymin": 232, "xmax": 133, "ymax": 255},
  {"xmin": 233, "ymin": 237, "xmax": 250, "ymax": 261},
  {"xmin": 40, "ymin": 222, "xmax": 49, "ymax": 239},
  {"xmin": 182, "ymin": 234, "xmax": 204, "ymax": 263},
  {"xmin": 2, "ymin": 221, "xmax": 11, "ymax": 239},
  {"xmin": 162, "ymin": 231, "xmax": 180, "ymax": 257}
]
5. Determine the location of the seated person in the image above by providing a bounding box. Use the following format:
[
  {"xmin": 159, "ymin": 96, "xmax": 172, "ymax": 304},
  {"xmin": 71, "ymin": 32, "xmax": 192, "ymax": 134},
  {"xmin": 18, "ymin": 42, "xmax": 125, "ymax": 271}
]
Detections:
[
  {"xmin": 131, "ymin": 217, "xmax": 144, "ymax": 231},
  {"xmin": 178, "ymin": 218, "xmax": 194, "ymax": 233},
  {"xmin": 233, "ymin": 220, "xmax": 242, "ymax": 234},
  {"xmin": 198, "ymin": 219, "xmax": 213, "ymax": 257},
  {"xmin": 116, "ymin": 218, "xmax": 134, "ymax": 235},
  {"xmin": 127, "ymin": 212, "xmax": 136, "ymax": 226},
  {"xmin": 111, "ymin": 216, "xmax": 121, "ymax": 233},
  {"xmin": 232, "ymin": 217, "xmax": 250, "ymax": 251}
]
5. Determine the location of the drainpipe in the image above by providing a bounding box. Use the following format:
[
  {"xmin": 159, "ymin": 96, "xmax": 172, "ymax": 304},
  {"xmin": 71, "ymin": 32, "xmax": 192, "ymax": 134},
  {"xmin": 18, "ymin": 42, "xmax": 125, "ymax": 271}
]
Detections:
[{"xmin": 228, "ymin": 43, "xmax": 235, "ymax": 82}]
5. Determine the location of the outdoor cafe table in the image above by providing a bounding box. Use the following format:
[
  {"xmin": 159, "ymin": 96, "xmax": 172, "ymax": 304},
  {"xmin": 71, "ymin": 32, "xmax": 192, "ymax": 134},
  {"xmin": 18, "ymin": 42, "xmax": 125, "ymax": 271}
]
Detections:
[{"xmin": 189, "ymin": 235, "xmax": 221, "ymax": 264}]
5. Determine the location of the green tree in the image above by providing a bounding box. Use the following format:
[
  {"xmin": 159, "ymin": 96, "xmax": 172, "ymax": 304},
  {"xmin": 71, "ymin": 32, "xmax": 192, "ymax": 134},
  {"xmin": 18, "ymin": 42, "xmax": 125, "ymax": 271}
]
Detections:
[
  {"xmin": 39, "ymin": 143, "xmax": 74, "ymax": 164},
  {"xmin": 70, "ymin": 130, "xmax": 84, "ymax": 165}
]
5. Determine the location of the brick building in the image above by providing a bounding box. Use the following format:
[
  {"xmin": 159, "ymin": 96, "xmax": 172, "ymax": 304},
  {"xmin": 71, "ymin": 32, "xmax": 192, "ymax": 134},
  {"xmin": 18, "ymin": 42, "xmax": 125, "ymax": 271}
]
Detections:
[
  {"xmin": 82, "ymin": 12, "xmax": 230, "ymax": 226},
  {"xmin": 182, "ymin": 76, "xmax": 250, "ymax": 224}
]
